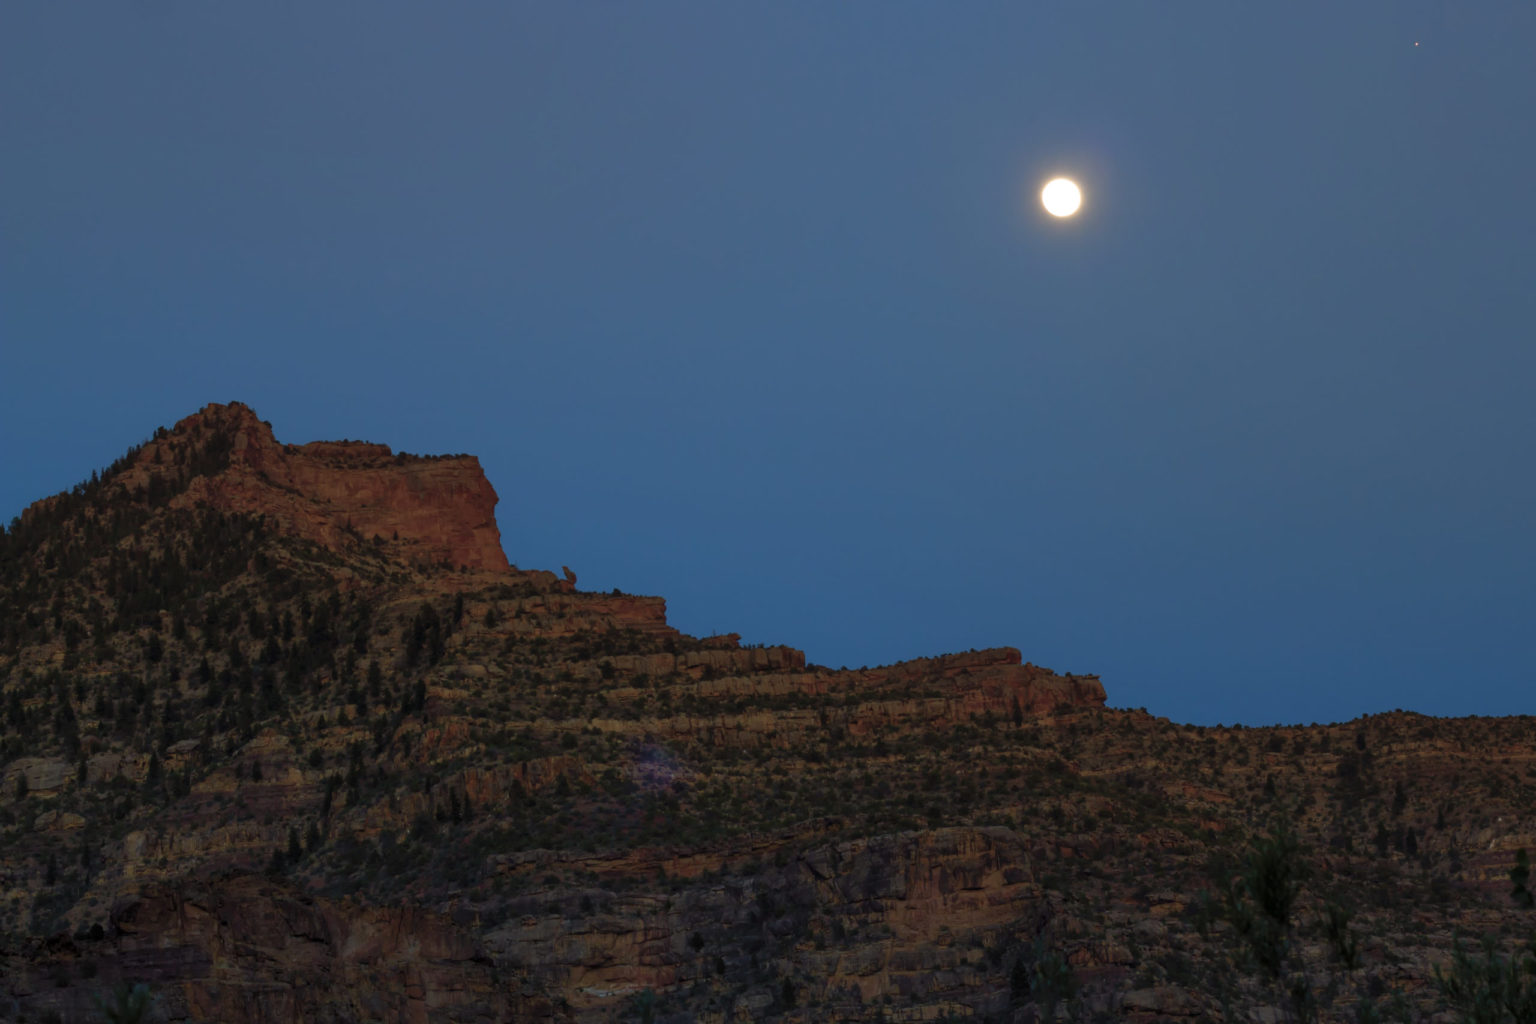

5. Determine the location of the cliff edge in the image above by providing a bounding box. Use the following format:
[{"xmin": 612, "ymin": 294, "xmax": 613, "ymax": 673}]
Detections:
[{"xmin": 112, "ymin": 401, "xmax": 509, "ymax": 571}]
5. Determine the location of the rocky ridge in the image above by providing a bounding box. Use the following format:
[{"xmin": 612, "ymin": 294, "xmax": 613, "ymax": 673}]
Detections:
[{"xmin": 0, "ymin": 403, "xmax": 1531, "ymax": 1023}]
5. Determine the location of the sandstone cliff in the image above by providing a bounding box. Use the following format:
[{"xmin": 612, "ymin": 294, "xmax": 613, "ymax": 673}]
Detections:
[{"xmin": 111, "ymin": 401, "xmax": 509, "ymax": 571}]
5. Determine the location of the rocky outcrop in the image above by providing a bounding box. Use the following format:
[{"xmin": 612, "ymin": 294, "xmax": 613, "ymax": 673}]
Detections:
[
  {"xmin": 119, "ymin": 401, "xmax": 509, "ymax": 571},
  {"xmin": 851, "ymin": 648, "xmax": 1107, "ymax": 717},
  {"xmin": 6, "ymin": 875, "xmax": 513, "ymax": 1023},
  {"xmin": 481, "ymin": 826, "xmax": 1046, "ymax": 1021}
]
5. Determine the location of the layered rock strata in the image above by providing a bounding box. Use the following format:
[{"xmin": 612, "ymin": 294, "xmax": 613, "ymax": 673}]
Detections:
[{"xmin": 2, "ymin": 403, "xmax": 1528, "ymax": 1024}]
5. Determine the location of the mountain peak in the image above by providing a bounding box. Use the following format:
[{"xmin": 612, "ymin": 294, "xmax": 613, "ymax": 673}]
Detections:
[{"xmin": 118, "ymin": 401, "xmax": 509, "ymax": 571}]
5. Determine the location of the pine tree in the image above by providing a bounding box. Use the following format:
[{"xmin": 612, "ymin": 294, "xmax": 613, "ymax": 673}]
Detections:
[
  {"xmin": 1010, "ymin": 956, "xmax": 1031, "ymax": 1004},
  {"xmin": 93, "ymin": 982, "xmax": 156, "ymax": 1024},
  {"xmin": 1514, "ymin": 849, "xmax": 1534, "ymax": 910}
]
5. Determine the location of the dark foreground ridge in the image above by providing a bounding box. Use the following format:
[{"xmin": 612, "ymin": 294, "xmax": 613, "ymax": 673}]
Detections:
[{"xmin": 0, "ymin": 402, "xmax": 1530, "ymax": 1022}]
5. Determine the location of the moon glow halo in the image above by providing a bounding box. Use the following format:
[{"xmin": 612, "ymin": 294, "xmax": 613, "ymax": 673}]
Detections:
[{"xmin": 1041, "ymin": 178, "xmax": 1082, "ymax": 218}]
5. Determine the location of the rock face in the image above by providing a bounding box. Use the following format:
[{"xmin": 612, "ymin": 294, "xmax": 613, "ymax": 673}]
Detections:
[
  {"xmin": 7, "ymin": 876, "xmax": 514, "ymax": 1023},
  {"xmin": 485, "ymin": 825, "xmax": 1045, "ymax": 1020},
  {"xmin": 117, "ymin": 401, "xmax": 509, "ymax": 571},
  {"xmin": 2, "ymin": 402, "xmax": 1531, "ymax": 1024}
]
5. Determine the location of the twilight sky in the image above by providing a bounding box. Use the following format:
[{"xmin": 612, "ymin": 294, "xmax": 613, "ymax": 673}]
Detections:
[{"xmin": 4, "ymin": 4, "xmax": 1533, "ymax": 726}]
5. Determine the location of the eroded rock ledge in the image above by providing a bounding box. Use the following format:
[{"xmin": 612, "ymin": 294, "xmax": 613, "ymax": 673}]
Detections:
[{"xmin": 118, "ymin": 401, "xmax": 509, "ymax": 571}]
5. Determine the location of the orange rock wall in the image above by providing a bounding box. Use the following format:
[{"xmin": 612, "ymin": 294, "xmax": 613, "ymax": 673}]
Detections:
[{"xmin": 143, "ymin": 402, "xmax": 510, "ymax": 571}]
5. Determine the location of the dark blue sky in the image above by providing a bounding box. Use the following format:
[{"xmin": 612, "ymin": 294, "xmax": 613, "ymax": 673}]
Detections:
[{"xmin": 5, "ymin": 4, "xmax": 1533, "ymax": 726}]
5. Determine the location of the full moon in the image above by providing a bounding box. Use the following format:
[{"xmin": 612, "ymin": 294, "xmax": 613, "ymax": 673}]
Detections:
[{"xmin": 1041, "ymin": 177, "xmax": 1082, "ymax": 217}]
